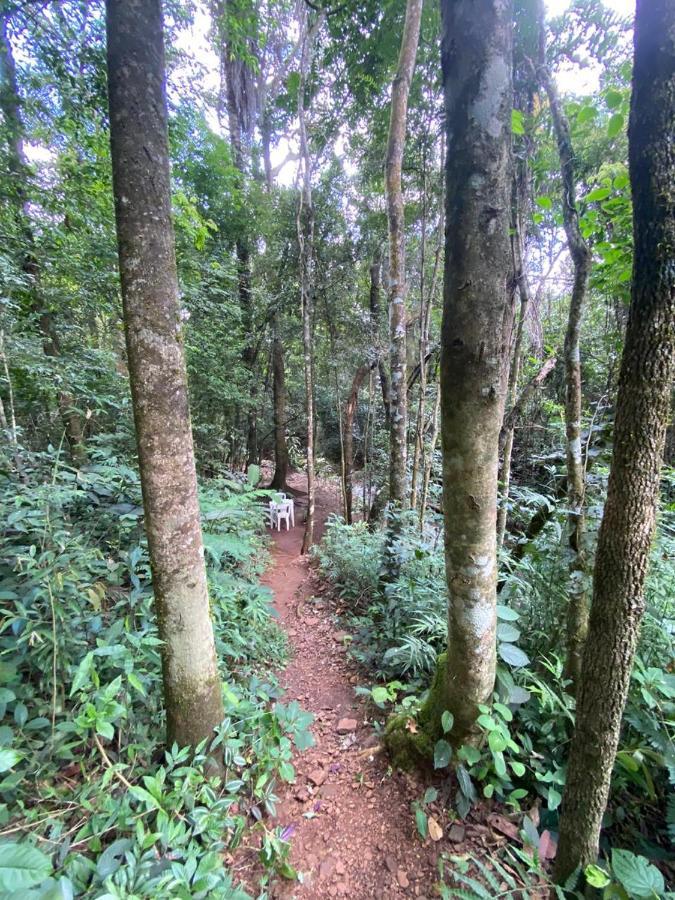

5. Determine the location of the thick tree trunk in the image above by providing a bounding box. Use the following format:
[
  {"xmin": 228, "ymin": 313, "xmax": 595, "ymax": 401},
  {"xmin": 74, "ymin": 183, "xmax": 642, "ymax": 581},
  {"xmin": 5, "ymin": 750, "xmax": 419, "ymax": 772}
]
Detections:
[
  {"xmin": 106, "ymin": 0, "xmax": 224, "ymax": 747},
  {"xmin": 437, "ymin": 0, "xmax": 514, "ymax": 744},
  {"xmin": 554, "ymin": 0, "xmax": 675, "ymax": 881},
  {"xmin": 385, "ymin": 0, "xmax": 422, "ymax": 507},
  {"xmin": 539, "ymin": 22, "xmax": 593, "ymax": 689},
  {"xmin": 344, "ymin": 363, "xmax": 376, "ymax": 524},
  {"xmin": 270, "ymin": 310, "xmax": 290, "ymax": 490}
]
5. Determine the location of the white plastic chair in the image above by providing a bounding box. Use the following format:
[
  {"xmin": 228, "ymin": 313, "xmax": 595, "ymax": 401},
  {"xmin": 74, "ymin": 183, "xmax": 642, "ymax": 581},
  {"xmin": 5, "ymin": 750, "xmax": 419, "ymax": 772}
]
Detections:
[{"xmin": 275, "ymin": 501, "xmax": 291, "ymax": 531}]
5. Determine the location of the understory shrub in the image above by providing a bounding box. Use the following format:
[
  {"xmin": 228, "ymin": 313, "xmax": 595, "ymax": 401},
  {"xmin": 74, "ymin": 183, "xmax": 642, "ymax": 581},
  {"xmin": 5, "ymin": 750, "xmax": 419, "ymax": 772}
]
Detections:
[{"xmin": 0, "ymin": 440, "xmax": 311, "ymax": 897}]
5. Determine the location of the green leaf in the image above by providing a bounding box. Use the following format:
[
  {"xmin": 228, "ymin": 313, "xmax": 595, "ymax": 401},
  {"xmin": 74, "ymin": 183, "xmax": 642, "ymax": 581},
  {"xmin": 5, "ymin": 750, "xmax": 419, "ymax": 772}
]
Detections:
[
  {"xmin": 456, "ymin": 764, "xmax": 476, "ymax": 802},
  {"xmin": 497, "ymin": 623, "xmax": 520, "ymax": 643},
  {"xmin": 585, "ymin": 864, "xmax": 611, "ymax": 889},
  {"xmin": 70, "ymin": 652, "xmax": 95, "ymax": 697},
  {"xmin": 511, "ymin": 108, "xmax": 525, "ymax": 135},
  {"xmin": 492, "ymin": 702, "xmax": 513, "ymax": 722},
  {"xmin": 458, "ymin": 745, "xmax": 481, "ymax": 765},
  {"xmin": 441, "ymin": 711, "xmax": 454, "ymax": 734},
  {"xmin": 613, "ymin": 172, "xmax": 629, "ymax": 190},
  {"xmin": 607, "ymin": 113, "xmax": 624, "ymax": 138},
  {"xmin": 498, "ymin": 644, "xmax": 530, "ymax": 667},
  {"xmin": 492, "ymin": 750, "xmax": 506, "ymax": 777},
  {"xmin": 371, "ymin": 686, "xmax": 389, "ymax": 705},
  {"xmin": 0, "ymin": 748, "xmax": 21, "ymax": 773},
  {"xmin": 496, "ymin": 605, "xmax": 519, "ymax": 622},
  {"xmin": 577, "ymin": 105, "xmax": 597, "ymax": 124},
  {"xmin": 0, "ymin": 842, "xmax": 53, "ymax": 891},
  {"xmin": 488, "ymin": 731, "xmax": 507, "ymax": 753},
  {"xmin": 535, "ymin": 196, "xmax": 552, "ymax": 210},
  {"xmin": 586, "ymin": 187, "xmax": 611, "ymax": 203},
  {"xmin": 415, "ymin": 806, "xmax": 428, "ymax": 839},
  {"xmin": 605, "ymin": 89, "xmax": 623, "ymax": 110},
  {"xmin": 434, "ymin": 739, "xmax": 452, "ymax": 769},
  {"xmin": 611, "ymin": 849, "xmax": 665, "ymax": 898},
  {"xmin": 510, "ymin": 761, "xmax": 526, "ymax": 777},
  {"xmin": 548, "ymin": 786, "xmax": 562, "ymax": 811}
]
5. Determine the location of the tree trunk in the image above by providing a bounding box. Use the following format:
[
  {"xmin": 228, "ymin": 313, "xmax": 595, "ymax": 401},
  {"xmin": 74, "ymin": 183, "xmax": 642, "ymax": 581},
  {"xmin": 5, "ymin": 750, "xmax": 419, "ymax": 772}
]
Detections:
[
  {"xmin": 369, "ymin": 247, "xmax": 391, "ymax": 425},
  {"xmin": 538, "ymin": 16, "xmax": 593, "ymax": 689},
  {"xmin": 344, "ymin": 363, "xmax": 376, "ymax": 524},
  {"xmin": 385, "ymin": 0, "xmax": 422, "ymax": 507},
  {"xmin": 214, "ymin": 0, "xmax": 259, "ymax": 467},
  {"xmin": 437, "ymin": 0, "xmax": 514, "ymax": 744},
  {"xmin": 554, "ymin": 0, "xmax": 675, "ymax": 880},
  {"xmin": 419, "ymin": 381, "xmax": 441, "ymax": 530},
  {"xmin": 297, "ymin": 11, "xmax": 320, "ymax": 555},
  {"xmin": 106, "ymin": 0, "xmax": 224, "ymax": 748},
  {"xmin": 270, "ymin": 310, "xmax": 290, "ymax": 490}
]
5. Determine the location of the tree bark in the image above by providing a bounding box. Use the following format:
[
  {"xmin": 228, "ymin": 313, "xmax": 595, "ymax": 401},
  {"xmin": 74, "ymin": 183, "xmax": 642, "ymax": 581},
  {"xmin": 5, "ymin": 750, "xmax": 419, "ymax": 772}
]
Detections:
[
  {"xmin": 419, "ymin": 380, "xmax": 441, "ymax": 530},
  {"xmin": 344, "ymin": 362, "xmax": 376, "ymax": 524},
  {"xmin": 106, "ymin": 0, "xmax": 224, "ymax": 747},
  {"xmin": 385, "ymin": 0, "xmax": 422, "ymax": 507},
  {"xmin": 437, "ymin": 0, "xmax": 514, "ymax": 744},
  {"xmin": 538, "ymin": 16, "xmax": 593, "ymax": 689},
  {"xmin": 554, "ymin": 0, "xmax": 675, "ymax": 880},
  {"xmin": 269, "ymin": 310, "xmax": 290, "ymax": 490},
  {"xmin": 368, "ymin": 248, "xmax": 391, "ymax": 426},
  {"xmin": 297, "ymin": 10, "xmax": 321, "ymax": 555}
]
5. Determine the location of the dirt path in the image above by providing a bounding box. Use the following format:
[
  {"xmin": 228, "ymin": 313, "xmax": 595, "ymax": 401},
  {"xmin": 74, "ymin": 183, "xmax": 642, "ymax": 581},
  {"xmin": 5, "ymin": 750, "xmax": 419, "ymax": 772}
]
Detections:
[{"xmin": 241, "ymin": 472, "xmax": 445, "ymax": 899}]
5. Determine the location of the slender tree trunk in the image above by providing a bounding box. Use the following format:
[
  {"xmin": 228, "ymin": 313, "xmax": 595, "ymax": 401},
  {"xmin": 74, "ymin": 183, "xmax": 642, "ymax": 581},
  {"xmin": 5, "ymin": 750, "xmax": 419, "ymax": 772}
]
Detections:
[
  {"xmin": 270, "ymin": 310, "xmax": 290, "ymax": 490},
  {"xmin": 419, "ymin": 380, "xmax": 441, "ymax": 530},
  {"xmin": 297, "ymin": 12, "xmax": 319, "ymax": 554},
  {"xmin": 368, "ymin": 247, "xmax": 391, "ymax": 425},
  {"xmin": 386, "ymin": 0, "xmax": 422, "ymax": 507},
  {"xmin": 538, "ymin": 16, "xmax": 593, "ymax": 689},
  {"xmin": 0, "ymin": 14, "xmax": 86, "ymax": 467},
  {"xmin": 554, "ymin": 0, "xmax": 675, "ymax": 880},
  {"xmin": 436, "ymin": 0, "xmax": 514, "ymax": 744},
  {"xmin": 344, "ymin": 363, "xmax": 375, "ymax": 524},
  {"xmin": 106, "ymin": 0, "xmax": 224, "ymax": 747}
]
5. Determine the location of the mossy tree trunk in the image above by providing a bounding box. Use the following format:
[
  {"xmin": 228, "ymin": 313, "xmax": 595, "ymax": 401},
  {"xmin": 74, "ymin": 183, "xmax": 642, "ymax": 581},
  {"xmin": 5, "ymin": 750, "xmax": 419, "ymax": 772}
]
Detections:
[
  {"xmin": 554, "ymin": 0, "xmax": 675, "ymax": 882},
  {"xmin": 437, "ymin": 0, "xmax": 514, "ymax": 744},
  {"xmin": 106, "ymin": 0, "xmax": 224, "ymax": 747}
]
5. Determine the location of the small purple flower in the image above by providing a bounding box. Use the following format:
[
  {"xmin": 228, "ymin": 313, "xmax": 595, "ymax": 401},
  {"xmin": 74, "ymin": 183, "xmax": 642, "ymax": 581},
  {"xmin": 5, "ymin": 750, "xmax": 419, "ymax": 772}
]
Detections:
[{"xmin": 280, "ymin": 823, "xmax": 296, "ymax": 842}]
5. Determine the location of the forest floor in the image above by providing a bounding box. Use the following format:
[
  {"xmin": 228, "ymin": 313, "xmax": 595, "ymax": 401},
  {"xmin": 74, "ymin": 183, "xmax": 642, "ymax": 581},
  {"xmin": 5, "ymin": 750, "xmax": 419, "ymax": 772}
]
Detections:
[{"xmin": 233, "ymin": 470, "xmax": 504, "ymax": 899}]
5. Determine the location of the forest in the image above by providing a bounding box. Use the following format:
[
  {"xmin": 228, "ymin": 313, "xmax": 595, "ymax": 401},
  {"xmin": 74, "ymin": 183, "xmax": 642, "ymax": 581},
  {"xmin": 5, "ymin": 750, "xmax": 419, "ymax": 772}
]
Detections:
[{"xmin": 0, "ymin": 0, "xmax": 673, "ymax": 896}]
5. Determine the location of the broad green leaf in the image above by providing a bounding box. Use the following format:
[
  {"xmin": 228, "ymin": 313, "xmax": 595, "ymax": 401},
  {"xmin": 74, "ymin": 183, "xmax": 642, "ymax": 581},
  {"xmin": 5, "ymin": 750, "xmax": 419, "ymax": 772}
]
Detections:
[
  {"xmin": 492, "ymin": 750, "xmax": 506, "ymax": 777},
  {"xmin": 605, "ymin": 89, "xmax": 623, "ymax": 109},
  {"xmin": 608, "ymin": 113, "xmax": 624, "ymax": 138},
  {"xmin": 0, "ymin": 748, "xmax": 21, "ymax": 773},
  {"xmin": 0, "ymin": 842, "xmax": 53, "ymax": 892},
  {"xmin": 497, "ymin": 623, "xmax": 520, "ymax": 643},
  {"xmin": 535, "ymin": 196, "xmax": 552, "ymax": 210},
  {"xmin": 434, "ymin": 739, "xmax": 452, "ymax": 769},
  {"xmin": 585, "ymin": 864, "xmax": 611, "ymax": 889},
  {"xmin": 488, "ymin": 731, "xmax": 507, "ymax": 753},
  {"xmin": 498, "ymin": 644, "xmax": 530, "ymax": 668},
  {"xmin": 548, "ymin": 786, "xmax": 562, "ymax": 811},
  {"xmin": 577, "ymin": 105, "xmax": 597, "ymax": 124},
  {"xmin": 441, "ymin": 711, "xmax": 454, "ymax": 734},
  {"xmin": 371, "ymin": 686, "xmax": 389, "ymax": 705},
  {"xmin": 511, "ymin": 108, "xmax": 525, "ymax": 135},
  {"xmin": 586, "ymin": 187, "xmax": 611, "ymax": 203},
  {"xmin": 496, "ymin": 604, "xmax": 519, "ymax": 622},
  {"xmin": 415, "ymin": 806, "xmax": 428, "ymax": 839},
  {"xmin": 611, "ymin": 849, "xmax": 665, "ymax": 898}
]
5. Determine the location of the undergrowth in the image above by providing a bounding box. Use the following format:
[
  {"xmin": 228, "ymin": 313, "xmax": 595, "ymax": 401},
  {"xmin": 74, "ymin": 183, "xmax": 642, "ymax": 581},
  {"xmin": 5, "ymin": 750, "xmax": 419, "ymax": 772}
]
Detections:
[
  {"xmin": 0, "ymin": 438, "xmax": 312, "ymax": 897},
  {"xmin": 315, "ymin": 493, "xmax": 675, "ymax": 875}
]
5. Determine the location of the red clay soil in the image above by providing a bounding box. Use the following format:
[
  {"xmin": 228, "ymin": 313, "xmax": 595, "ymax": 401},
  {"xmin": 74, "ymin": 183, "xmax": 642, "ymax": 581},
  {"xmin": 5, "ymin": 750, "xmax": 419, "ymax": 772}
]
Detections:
[{"xmin": 235, "ymin": 471, "xmax": 510, "ymax": 898}]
